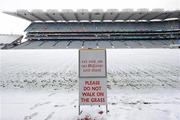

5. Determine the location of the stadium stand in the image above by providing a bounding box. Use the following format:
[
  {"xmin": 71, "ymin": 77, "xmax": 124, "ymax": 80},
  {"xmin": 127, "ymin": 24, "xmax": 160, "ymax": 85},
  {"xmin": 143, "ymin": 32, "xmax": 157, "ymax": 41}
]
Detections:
[
  {"xmin": 0, "ymin": 34, "xmax": 23, "ymax": 49},
  {"xmin": 3, "ymin": 9, "xmax": 180, "ymax": 49}
]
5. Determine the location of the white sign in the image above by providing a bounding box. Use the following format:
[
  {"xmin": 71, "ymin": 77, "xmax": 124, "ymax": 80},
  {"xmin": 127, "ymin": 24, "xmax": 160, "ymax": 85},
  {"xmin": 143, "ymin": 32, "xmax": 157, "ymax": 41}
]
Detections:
[
  {"xmin": 79, "ymin": 49, "xmax": 107, "ymax": 106},
  {"xmin": 79, "ymin": 78, "xmax": 107, "ymax": 105},
  {"xmin": 79, "ymin": 49, "xmax": 106, "ymax": 77}
]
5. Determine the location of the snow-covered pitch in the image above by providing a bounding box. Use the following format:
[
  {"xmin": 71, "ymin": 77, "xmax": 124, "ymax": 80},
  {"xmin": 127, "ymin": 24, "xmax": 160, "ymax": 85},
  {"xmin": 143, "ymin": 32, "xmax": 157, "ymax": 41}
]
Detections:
[{"xmin": 0, "ymin": 49, "xmax": 180, "ymax": 120}]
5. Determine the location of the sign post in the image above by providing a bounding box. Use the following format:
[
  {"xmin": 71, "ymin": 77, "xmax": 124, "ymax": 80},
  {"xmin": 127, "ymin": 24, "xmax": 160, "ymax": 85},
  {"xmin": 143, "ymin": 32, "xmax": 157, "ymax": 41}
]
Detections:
[{"xmin": 79, "ymin": 48, "xmax": 107, "ymax": 115}]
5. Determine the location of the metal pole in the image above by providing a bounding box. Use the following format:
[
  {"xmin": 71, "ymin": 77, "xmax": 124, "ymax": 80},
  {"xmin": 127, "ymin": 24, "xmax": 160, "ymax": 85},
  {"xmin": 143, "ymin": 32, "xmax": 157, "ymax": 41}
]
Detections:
[
  {"xmin": 78, "ymin": 105, "xmax": 80, "ymax": 115},
  {"xmin": 106, "ymin": 104, "xmax": 108, "ymax": 114}
]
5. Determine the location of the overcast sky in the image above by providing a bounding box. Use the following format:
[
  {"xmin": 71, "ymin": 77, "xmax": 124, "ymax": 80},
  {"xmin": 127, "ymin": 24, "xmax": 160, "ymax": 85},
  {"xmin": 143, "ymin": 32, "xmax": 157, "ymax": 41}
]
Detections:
[{"xmin": 0, "ymin": 0, "xmax": 179, "ymax": 34}]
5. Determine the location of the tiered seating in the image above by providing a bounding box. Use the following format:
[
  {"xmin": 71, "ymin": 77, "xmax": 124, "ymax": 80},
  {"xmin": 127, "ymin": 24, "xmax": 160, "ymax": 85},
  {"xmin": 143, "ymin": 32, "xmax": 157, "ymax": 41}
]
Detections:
[
  {"xmin": 83, "ymin": 41, "xmax": 97, "ymax": 48},
  {"xmin": 38, "ymin": 41, "xmax": 57, "ymax": 49},
  {"xmin": 13, "ymin": 40, "xmax": 175, "ymax": 49},
  {"xmin": 68, "ymin": 41, "xmax": 82, "ymax": 48},
  {"xmin": 12, "ymin": 20, "xmax": 180, "ymax": 49},
  {"xmin": 26, "ymin": 21, "xmax": 179, "ymax": 32},
  {"xmin": 53, "ymin": 41, "xmax": 69, "ymax": 48}
]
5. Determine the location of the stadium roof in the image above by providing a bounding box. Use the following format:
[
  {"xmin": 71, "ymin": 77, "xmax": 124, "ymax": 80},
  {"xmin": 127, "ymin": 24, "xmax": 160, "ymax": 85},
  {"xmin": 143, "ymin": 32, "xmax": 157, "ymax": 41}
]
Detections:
[{"xmin": 3, "ymin": 9, "xmax": 180, "ymax": 22}]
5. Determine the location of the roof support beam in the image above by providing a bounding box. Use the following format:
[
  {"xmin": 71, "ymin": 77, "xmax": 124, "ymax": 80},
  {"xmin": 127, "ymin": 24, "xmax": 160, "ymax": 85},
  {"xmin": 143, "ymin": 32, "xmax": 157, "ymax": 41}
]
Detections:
[
  {"xmin": 31, "ymin": 13, "xmax": 45, "ymax": 22},
  {"xmin": 5, "ymin": 10, "xmax": 34, "ymax": 21},
  {"xmin": 150, "ymin": 13, "xmax": 164, "ymax": 20},
  {"xmin": 45, "ymin": 13, "xmax": 57, "ymax": 22},
  {"xmin": 16, "ymin": 13, "xmax": 33, "ymax": 21},
  {"xmin": 138, "ymin": 13, "xmax": 149, "ymax": 20},
  {"xmin": 101, "ymin": 13, "xmax": 105, "ymax": 22},
  {"xmin": 60, "ymin": 13, "xmax": 68, "ymax": 21},
  {"xmin": 125, "ymin": 13, "xmax": 134, "ymax": 20},
  {"xmin": 112, "ymin": 13, "xmax": 120, "ymax": 21},
  {"xmin": 74, "ymin": 13, "xmax": 79, "ymax": 22},
  {"xmin": 162, "ymin": 13, "xmax": 173, "ymax": 20},
  {"xmin": 89, "ymin": 13, "xmax": 91, "ymax": 22}
]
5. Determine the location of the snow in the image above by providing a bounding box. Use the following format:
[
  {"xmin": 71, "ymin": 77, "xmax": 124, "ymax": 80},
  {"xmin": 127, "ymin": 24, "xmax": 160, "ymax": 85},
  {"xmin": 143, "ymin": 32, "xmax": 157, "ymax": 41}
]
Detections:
[
  {"xmin": 0, "ymin": 49, "xmax": 180, "ymax": 120},
  {"xmin": 1, "ymin": 89, "xmax": 180, "ymax": 120}
]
